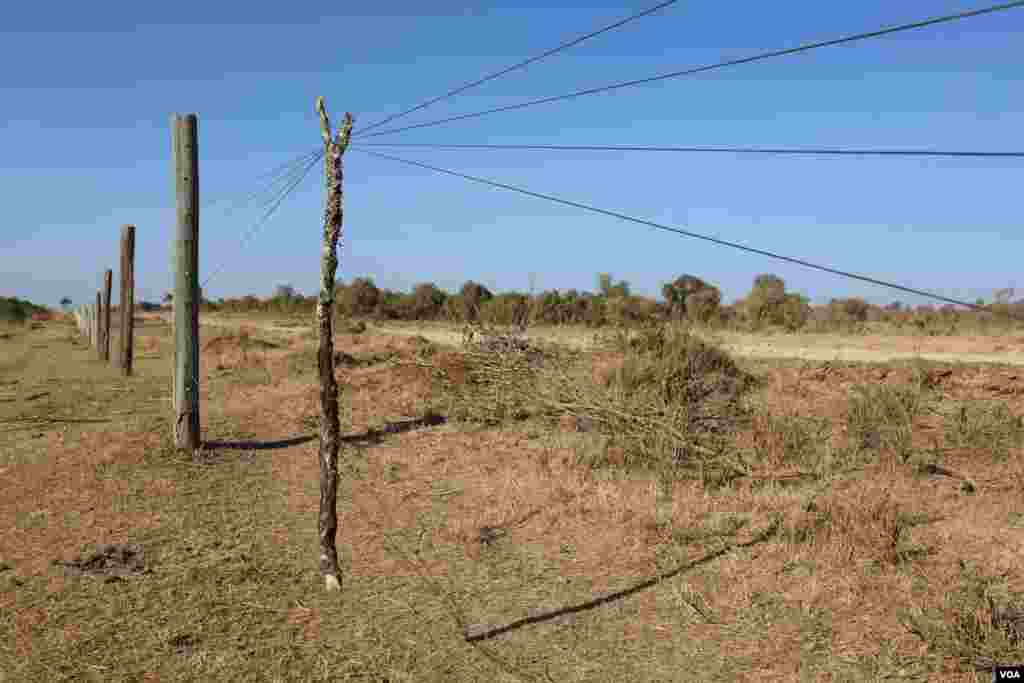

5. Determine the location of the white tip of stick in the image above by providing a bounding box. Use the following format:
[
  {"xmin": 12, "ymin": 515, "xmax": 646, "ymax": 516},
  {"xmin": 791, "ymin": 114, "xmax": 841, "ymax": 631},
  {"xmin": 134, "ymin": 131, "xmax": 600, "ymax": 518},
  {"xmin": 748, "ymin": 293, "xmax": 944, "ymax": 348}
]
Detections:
[{"xmin": 324, "ymin": 574, "xmax": 341, "ymax": 592}]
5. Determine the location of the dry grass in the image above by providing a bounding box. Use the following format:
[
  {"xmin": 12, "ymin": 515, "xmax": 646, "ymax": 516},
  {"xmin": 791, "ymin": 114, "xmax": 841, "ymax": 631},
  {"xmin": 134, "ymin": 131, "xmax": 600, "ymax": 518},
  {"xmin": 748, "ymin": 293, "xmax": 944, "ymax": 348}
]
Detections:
[{"xmin": 2, "ymin": 314, "xmax": 1024, "ymax": 681}]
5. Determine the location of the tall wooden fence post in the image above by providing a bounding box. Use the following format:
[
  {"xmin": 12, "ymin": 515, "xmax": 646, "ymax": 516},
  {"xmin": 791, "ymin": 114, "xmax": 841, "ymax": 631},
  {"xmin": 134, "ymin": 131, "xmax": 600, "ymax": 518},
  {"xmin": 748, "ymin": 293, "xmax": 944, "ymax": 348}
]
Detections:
[
  {"xmin": 120, "ymin": 225, "xmax": 136, "ymax": 376},
  {"xmin": 94, "ymin": 293, "xmax": 101, "ymax": 357},
  {"xmin": 314, "ymin": 96, "xmax": 353, "ymax": 593},
  {"xmin": 172, "ymin": 113, "xmax": 201, "ymax": 450},
  {"xmin": 102, "ymin": 269, "xmax": 112, "ymax": 362}
]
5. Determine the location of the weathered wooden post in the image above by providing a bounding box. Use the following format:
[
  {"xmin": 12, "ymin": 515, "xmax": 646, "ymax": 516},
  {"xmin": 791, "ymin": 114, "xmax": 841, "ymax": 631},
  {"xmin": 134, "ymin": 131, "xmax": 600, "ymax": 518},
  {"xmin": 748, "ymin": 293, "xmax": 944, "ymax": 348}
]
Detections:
[
  {"xmin": 120, "ymin": 225, "xmax": 136, "ymax": 376},
  {"xmin": 172, "ymin": 114, "xmax": 200, "ymax": 450},
  {"xmin": 94, "ymin": 293, "xmax": 101, "ymax": 357},
  {"xmin": 314, "ymin": 96, "xmax": 353, "ymax": 592},
  {"xmin": 101, "ymin": 269, "xmax": 112, "ymax": 362}
]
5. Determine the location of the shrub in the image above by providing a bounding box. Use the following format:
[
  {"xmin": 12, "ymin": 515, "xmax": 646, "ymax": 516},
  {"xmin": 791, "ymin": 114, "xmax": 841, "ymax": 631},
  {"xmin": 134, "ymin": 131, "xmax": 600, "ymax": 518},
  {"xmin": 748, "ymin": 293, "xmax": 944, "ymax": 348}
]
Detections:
[
  {"xmin": 338, "ymin": 277, "xmax": 381, "ymax": 317},
  {"xmin": 459, "ymin": 281, "xmax": 493, "ymax": 322},
  {"xmin": 411, "ymin": 283, "xmax": 447, "ymax": 320},
  {"xmin": 0, "ymin": 296, "xmax": 47, "ymax": 323},
  {"xmin": 479, "ymin": 292, "xmax": 530, "ymax": 327},
  {"xmin": 742, "ymin": 275, "xmax": 809, "ymax": 331},
  {"xmin": 662, "ymin": 274, "xmax": 712, "ymax": 319},
  {"xmin": 684, "ymin": 287, "xmax": 722, "ymax": 324}
]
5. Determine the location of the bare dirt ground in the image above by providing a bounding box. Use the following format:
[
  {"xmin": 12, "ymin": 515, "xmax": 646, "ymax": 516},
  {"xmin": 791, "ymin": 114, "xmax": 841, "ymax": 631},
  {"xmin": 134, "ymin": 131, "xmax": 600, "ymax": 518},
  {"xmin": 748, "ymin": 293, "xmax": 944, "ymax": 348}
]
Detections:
[{"xmin": 3, "ymin": 313, "xmax": 1024, "ymax": 681}]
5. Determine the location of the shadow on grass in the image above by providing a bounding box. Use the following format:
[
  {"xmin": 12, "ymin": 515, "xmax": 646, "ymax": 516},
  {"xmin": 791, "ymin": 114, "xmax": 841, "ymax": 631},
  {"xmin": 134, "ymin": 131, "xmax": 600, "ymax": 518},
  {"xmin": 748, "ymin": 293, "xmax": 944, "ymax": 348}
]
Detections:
[
  {"xmin": 203, "ymin": 436, "xmax": 316, "ymax": 451},
  {"xmin": 464, "ymin": 517, "xmax": 780, "ymax": 643},
  {"xmin": 202, "ymin": 414, "xmax": 447, "ymax": 452},
  {"xmin": 343, "ymin": 413, "xmax": 448, "ymax": 446}
]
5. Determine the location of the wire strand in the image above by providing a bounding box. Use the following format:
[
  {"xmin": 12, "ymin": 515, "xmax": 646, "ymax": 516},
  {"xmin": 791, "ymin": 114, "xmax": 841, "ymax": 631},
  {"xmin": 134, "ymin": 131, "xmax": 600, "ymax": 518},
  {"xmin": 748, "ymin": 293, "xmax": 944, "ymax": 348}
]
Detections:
[
  {"xmin": 201, "ymin": 149, "xmax": 324, "ymax": 290},
  {"xmin": 355, "ymin": 0, "xmax": 680, "ymax": 136},
  {"xmin": 352, "ymin": 141, "xmax": 1024, "ymax": 159},
  {"xmin": 353, "ymin": 147, "xmax": 1000, "ymax": 313},
  {"xmin": 355, "ymin": 1, "xmax": 1024, "ymax": 140},
  {"xmin": 201, "ymin": 147, "xmax": 321, "ymax": 211}
]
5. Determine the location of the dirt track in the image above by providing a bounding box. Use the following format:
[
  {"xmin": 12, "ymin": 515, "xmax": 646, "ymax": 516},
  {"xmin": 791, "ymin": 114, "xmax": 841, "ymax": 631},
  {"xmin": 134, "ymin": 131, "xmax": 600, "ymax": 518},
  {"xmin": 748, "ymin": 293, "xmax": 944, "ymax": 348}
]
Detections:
[{"xmin": 167, "ymin": 314, "xmax": 1024, "ymax": 366}]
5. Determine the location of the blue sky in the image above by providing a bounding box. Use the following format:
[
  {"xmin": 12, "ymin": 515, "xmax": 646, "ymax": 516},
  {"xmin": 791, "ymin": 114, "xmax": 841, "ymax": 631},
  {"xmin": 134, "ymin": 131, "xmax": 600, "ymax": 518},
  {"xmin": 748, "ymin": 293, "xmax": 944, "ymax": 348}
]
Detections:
[{"xmin": 2, "ymin": 1, "xmax": 1021, "ymax": 309}]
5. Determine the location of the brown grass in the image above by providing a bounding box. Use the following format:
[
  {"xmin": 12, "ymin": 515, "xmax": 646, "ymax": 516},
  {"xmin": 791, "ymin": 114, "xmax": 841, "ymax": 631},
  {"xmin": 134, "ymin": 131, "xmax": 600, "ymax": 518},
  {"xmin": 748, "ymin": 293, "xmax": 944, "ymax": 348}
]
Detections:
[{"xmin": 2, "ymin": 315, "xmax": 1024, "ymax": 681}]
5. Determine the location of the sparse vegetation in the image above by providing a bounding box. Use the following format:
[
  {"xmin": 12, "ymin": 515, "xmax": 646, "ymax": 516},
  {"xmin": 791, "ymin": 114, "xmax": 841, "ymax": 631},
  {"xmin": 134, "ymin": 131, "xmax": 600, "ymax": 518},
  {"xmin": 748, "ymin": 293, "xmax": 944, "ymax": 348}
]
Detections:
[
  {"xmin": 846, "ymin": 381, "xmax": 926, "ymax": 460},
  {"xmin": 944, "ymin": 399, "xmax": 1024, "ymax": 458},
  {"xmin": 0, "ymin": 296, "xmax": 48, "ymax": 323},
  {"xmin": 5, "ymin": 282, "xmax": 1024, "ymax": 681},
  {"xmin": 203, "ymin": 271, "xmax": 1024, "ymax": 338}
]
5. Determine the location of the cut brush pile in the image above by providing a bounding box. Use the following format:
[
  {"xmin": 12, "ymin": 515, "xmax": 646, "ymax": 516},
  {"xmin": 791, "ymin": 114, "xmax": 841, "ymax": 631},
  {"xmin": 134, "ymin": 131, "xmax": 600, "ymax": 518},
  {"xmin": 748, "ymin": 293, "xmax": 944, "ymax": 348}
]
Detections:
[{"xmin": 430, "ymin": 322, "xmax": 759, "ymax": 475}]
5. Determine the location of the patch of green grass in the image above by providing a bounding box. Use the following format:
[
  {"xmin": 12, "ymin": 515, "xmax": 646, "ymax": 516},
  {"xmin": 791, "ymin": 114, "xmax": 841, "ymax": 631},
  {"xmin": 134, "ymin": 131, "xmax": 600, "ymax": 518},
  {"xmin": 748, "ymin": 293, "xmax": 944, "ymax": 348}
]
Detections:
[
  {"xmin": 748, "ymin": 410, "xmax": 834, "ymax": 473},
  {"xmin": 846, "ymin": 382, "xmax": 925, "ymax": 460},
  {"xmin": 902, "ymin": 561, "xmax": 1024, "ymax": 671},
  {"xmin": 945, "ymin": 400, "xmax": 1024, "ymax": 459}
]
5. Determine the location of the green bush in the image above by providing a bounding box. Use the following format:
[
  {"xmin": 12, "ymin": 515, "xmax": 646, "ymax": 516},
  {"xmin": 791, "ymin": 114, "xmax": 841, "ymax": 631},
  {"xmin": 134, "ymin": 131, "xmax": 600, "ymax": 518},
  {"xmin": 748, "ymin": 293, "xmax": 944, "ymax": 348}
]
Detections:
[{"xmin": 0, "ymin": 296, "xmax": 47, "ymax": 323}]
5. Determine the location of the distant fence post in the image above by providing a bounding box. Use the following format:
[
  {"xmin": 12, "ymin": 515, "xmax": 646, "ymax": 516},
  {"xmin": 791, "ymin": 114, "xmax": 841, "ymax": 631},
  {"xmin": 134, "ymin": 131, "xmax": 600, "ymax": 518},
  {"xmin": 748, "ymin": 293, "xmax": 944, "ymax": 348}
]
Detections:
[
  {"xmin": 102, "ymin": 269, "xmax": 112, "ymax": 362},
  {"xmin": 120, "ymin": 225, "xmax": 136, "ymax": 376},
  {"xmin": 93, "ymin": 293, "xmax": 101, "ymax": 356},
  {"xmin": 172, "ymin": 113, "xmax": 200, "ymax": 450}
]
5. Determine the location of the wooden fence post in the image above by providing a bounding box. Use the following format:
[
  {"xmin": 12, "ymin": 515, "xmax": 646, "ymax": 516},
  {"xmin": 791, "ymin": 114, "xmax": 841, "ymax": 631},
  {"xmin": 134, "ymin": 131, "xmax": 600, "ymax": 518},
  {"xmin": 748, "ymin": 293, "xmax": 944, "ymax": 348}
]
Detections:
[
  {"xmin": 94, "ymin": 293, "xmax": 101, "ymax": 357},
  {"xmin": 120, "ymin": 225, "xmax": 136, "ymax": 376},
  {"xmin": 102, "ymin": 269, "xmax": 112, "ymax": 362},
  {"xmin": 314, "ymin": 96, "xmax": 353, "ymax": 593},
  {"xmin": 172, "ymin": 113, "xmax": 200, "ymax": 450}
]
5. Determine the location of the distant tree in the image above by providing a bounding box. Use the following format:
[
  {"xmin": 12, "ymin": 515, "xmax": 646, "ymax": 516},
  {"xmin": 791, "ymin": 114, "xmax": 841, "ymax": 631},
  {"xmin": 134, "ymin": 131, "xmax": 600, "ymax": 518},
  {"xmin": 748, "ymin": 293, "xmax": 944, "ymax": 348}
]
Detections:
[
  {"xmin": 995, "ymin": 287, "xmax": 1015, "ymax": 305},
  {"xmin": 459, "ymin": 280, "xmax": 493, "ymax": 321},
  {"xmin": 684, "ymin": 287, "xmax": 722, "ymax": 324},
  {"xmin": 273, "ymin": 282, "xmax": 296, "ymax": 300},
  {"xmin": 597, "ymin": 272, "xmax": 630, "ymax": 299},
  {"xmin": 829, "ymin": 297, "xmax": 869, "ymax": 323},
  {"xmin": 661, "ymin": 274, "xmax": 719, "ymax": 321},
  {"xmin": 752, "ymin": 274, "xmax": 786, "ymax": 305},
  {"xmin": 411, "ymin": 282, "xmax": 447, "ymax": 319},
  {"xmin": 338, "ymin": 277, "xmax": 381, "ymax": 316},
  {"xmin": 744, "ymin": 274, "xmax": 808, "ymax": 330}
]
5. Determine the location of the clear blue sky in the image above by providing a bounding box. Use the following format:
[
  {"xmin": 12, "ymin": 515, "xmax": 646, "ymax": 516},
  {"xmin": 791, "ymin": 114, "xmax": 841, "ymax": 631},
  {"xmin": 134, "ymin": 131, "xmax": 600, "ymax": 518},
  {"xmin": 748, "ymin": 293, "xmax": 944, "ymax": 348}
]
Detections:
[{"xmin": 2, "ymin": 1, "xmax": 1021, "ymax": 309}]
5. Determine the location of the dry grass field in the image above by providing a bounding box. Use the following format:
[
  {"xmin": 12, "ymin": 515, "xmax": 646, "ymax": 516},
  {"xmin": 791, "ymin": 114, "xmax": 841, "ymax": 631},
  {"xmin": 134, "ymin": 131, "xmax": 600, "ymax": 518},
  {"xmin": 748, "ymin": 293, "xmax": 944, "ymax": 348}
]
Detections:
[{"xmin": 3, "ymin": 313, "xmax": 1024, "ymax": 681}]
